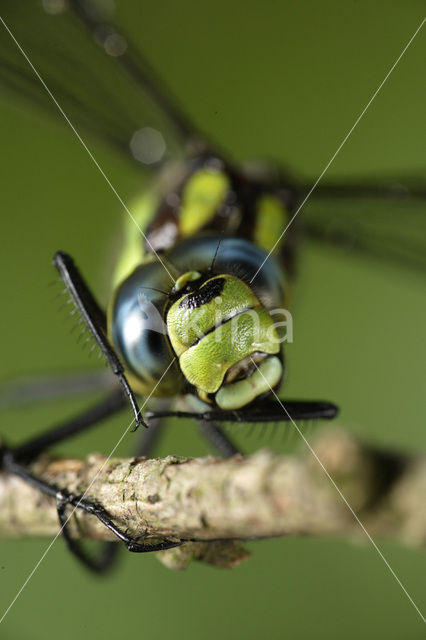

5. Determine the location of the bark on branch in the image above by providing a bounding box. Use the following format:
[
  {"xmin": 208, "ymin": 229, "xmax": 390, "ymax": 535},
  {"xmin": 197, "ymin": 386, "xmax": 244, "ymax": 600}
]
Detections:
[{"xmin": 0, "ymin": 430, "xmax": 425, "ymax": 569}]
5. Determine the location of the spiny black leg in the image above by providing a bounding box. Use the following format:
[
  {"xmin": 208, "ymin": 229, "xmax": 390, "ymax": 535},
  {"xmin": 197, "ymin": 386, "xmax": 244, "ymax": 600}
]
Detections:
[
  {"xmin": 146, "ymin": 400, "xmax": 339, "ymax": 424},
  {"xmin": 12, "ymin": 389, "xmax": 127, "ymax": 462},
  {"xmin": 11, "ymin": 391, "xmax": 128, "ymax": 573},
  {"xmin": 135, "ymin": 420, "xmax": 164, "ymax": 457},
  {"xmin": 55, "ymin": 489, "xmax": 184, "ymax": 554},
  {"xmin": 198, "ymin": 421, "xmax": 240, "ymax": 458},
  {"xmin": 56, "ymin": 495, "xmax": 119, "ymax": 574},
  {"xmin": 1, "ymin": 391, "xmax": 183, "ymax": 570},
  {"xmin": 1, "ymin": 391, "xmax": 124, "ymax": 573},
  {"xmin": 53, "ymin": 250, "xmax": 147, "ymax": 429},
  {"xmin": 149, "ymin": 400, "xmax": 338, "ymax": 457},
  {"xmin": 1, "ymin": 449, "xmax": 62, "ymax": 498},
  {"xmin": 1, "ymin": 442, "xmax": 123, "ymax": 575},
  {"xmin": 2, "ymin": 447, "xmax": 184, "ymax": 570},
  {"xmin": 134, "ymin": 400, "xmax": 171, "ymax": 457}
]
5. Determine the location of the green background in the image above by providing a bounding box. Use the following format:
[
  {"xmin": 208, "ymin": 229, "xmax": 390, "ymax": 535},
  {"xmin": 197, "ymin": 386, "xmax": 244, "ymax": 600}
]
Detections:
[{"xmin": 0, "ymin": 1, "xmax": 425, "ymax": 638}]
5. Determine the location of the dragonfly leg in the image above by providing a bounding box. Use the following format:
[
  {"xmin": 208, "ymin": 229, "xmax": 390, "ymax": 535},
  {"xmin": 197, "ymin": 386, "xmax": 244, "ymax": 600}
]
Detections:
[
  {"xmin": 4, "ymin": 452, "xmax": 119, "ymax": 572},
  {"xmin": 55, "ymin": 488, "xmax": 184, "ymax": 559},
  {"xmin": 198, "ymin": 421, "xmax": 241, "ymax": 458},
  {"xmin": 146, "ymin": 400, "xmax": 338, "ymax": 425},
  {"xmin": 1, "ymin": 441, "xmax": 183, "ymax": 572},
  {"xmin": 10, "ymin": 390, "xmax": 127, "ymax": 462},
  {"xmin": 0, "ymin": 390, "xmax": 129, "ymax": 573},
  {"xmin": 53, "ymin": 250, "xmax": 146, "ymax": 430}
]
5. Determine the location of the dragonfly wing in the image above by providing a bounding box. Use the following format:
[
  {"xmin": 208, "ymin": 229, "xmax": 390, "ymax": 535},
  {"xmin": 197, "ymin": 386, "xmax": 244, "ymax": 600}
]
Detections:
[
  {"xmin": 298, "ymin": 179, "xmax": 426, "ymax": 273},
  {"xmin": 0, "ymin": 0, "xmax": 205, "ymax": 168},
  {"xmin": 0, "ymin": 369, "xmax": 119, "ymax": 411}
]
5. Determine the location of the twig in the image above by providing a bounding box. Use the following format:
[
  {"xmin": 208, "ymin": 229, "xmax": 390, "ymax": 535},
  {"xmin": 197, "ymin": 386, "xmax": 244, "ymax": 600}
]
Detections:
[{"xmin": 0, "ymin": 430, "xmax": 425, "ymax": 569}]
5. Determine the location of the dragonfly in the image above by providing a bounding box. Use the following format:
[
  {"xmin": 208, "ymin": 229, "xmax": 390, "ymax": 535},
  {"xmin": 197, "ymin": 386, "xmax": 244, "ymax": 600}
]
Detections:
[{"xmin": 0, "ymin": 0, "xmax": 424, "ymax": 573}]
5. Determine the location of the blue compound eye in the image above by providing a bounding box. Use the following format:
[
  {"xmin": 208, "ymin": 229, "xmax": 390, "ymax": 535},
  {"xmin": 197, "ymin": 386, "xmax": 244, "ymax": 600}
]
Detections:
[{"xmin": 108, "ymin": 262, "xmax": 181, "ymax": 397}]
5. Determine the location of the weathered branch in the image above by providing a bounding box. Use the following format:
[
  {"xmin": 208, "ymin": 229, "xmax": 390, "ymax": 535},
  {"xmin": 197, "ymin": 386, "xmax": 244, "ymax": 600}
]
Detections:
[{"xmin": 0, "ymin": 430, "xmax": 425, "ymax": 569}]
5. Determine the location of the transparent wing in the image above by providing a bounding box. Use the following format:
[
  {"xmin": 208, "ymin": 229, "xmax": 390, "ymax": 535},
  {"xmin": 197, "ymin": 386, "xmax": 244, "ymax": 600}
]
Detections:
[
  {"xmin": 0, "ymin": 370, "xmax": 119, "ymax": 411},
  {"xmin": 1, "ymin": 2, "xmax": 424, "ymax": 273},
  {"xmin": 298, "ymin": 179, "xmax": 426, "ymax": 273},
  {"xmin": 0, "ymin": 0, "xmax": 205, "ymax": 168}
]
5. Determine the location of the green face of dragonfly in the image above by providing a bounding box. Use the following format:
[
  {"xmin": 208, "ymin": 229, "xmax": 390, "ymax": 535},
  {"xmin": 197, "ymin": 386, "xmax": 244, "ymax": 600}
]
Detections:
[{"xmin": 167, "ymin": 273, "xmax": 283, "ymax": 409}]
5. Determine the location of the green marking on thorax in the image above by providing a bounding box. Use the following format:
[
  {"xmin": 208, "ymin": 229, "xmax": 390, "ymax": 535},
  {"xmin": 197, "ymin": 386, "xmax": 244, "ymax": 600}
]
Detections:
[
  {"xmin": 180, "ymin": 168, "xmax": 230, "ymax": 236},
  {"xmin": 112, "ymin": 188, "xmax": 159, "ymax": 288},
  {"xmin": 254, "ymin": 194, "xmax": 289, "ymax": 253}
]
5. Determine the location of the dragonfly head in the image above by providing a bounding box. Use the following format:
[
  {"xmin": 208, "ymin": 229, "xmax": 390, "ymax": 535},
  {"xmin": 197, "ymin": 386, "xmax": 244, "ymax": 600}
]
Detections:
[
  {"xmin": 167, "ymin": 272, "xmax": 284, "ymax": 409},
  {"xmin": 109, "ymin": 237, "xmax": 287, "ymax": 403}
]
